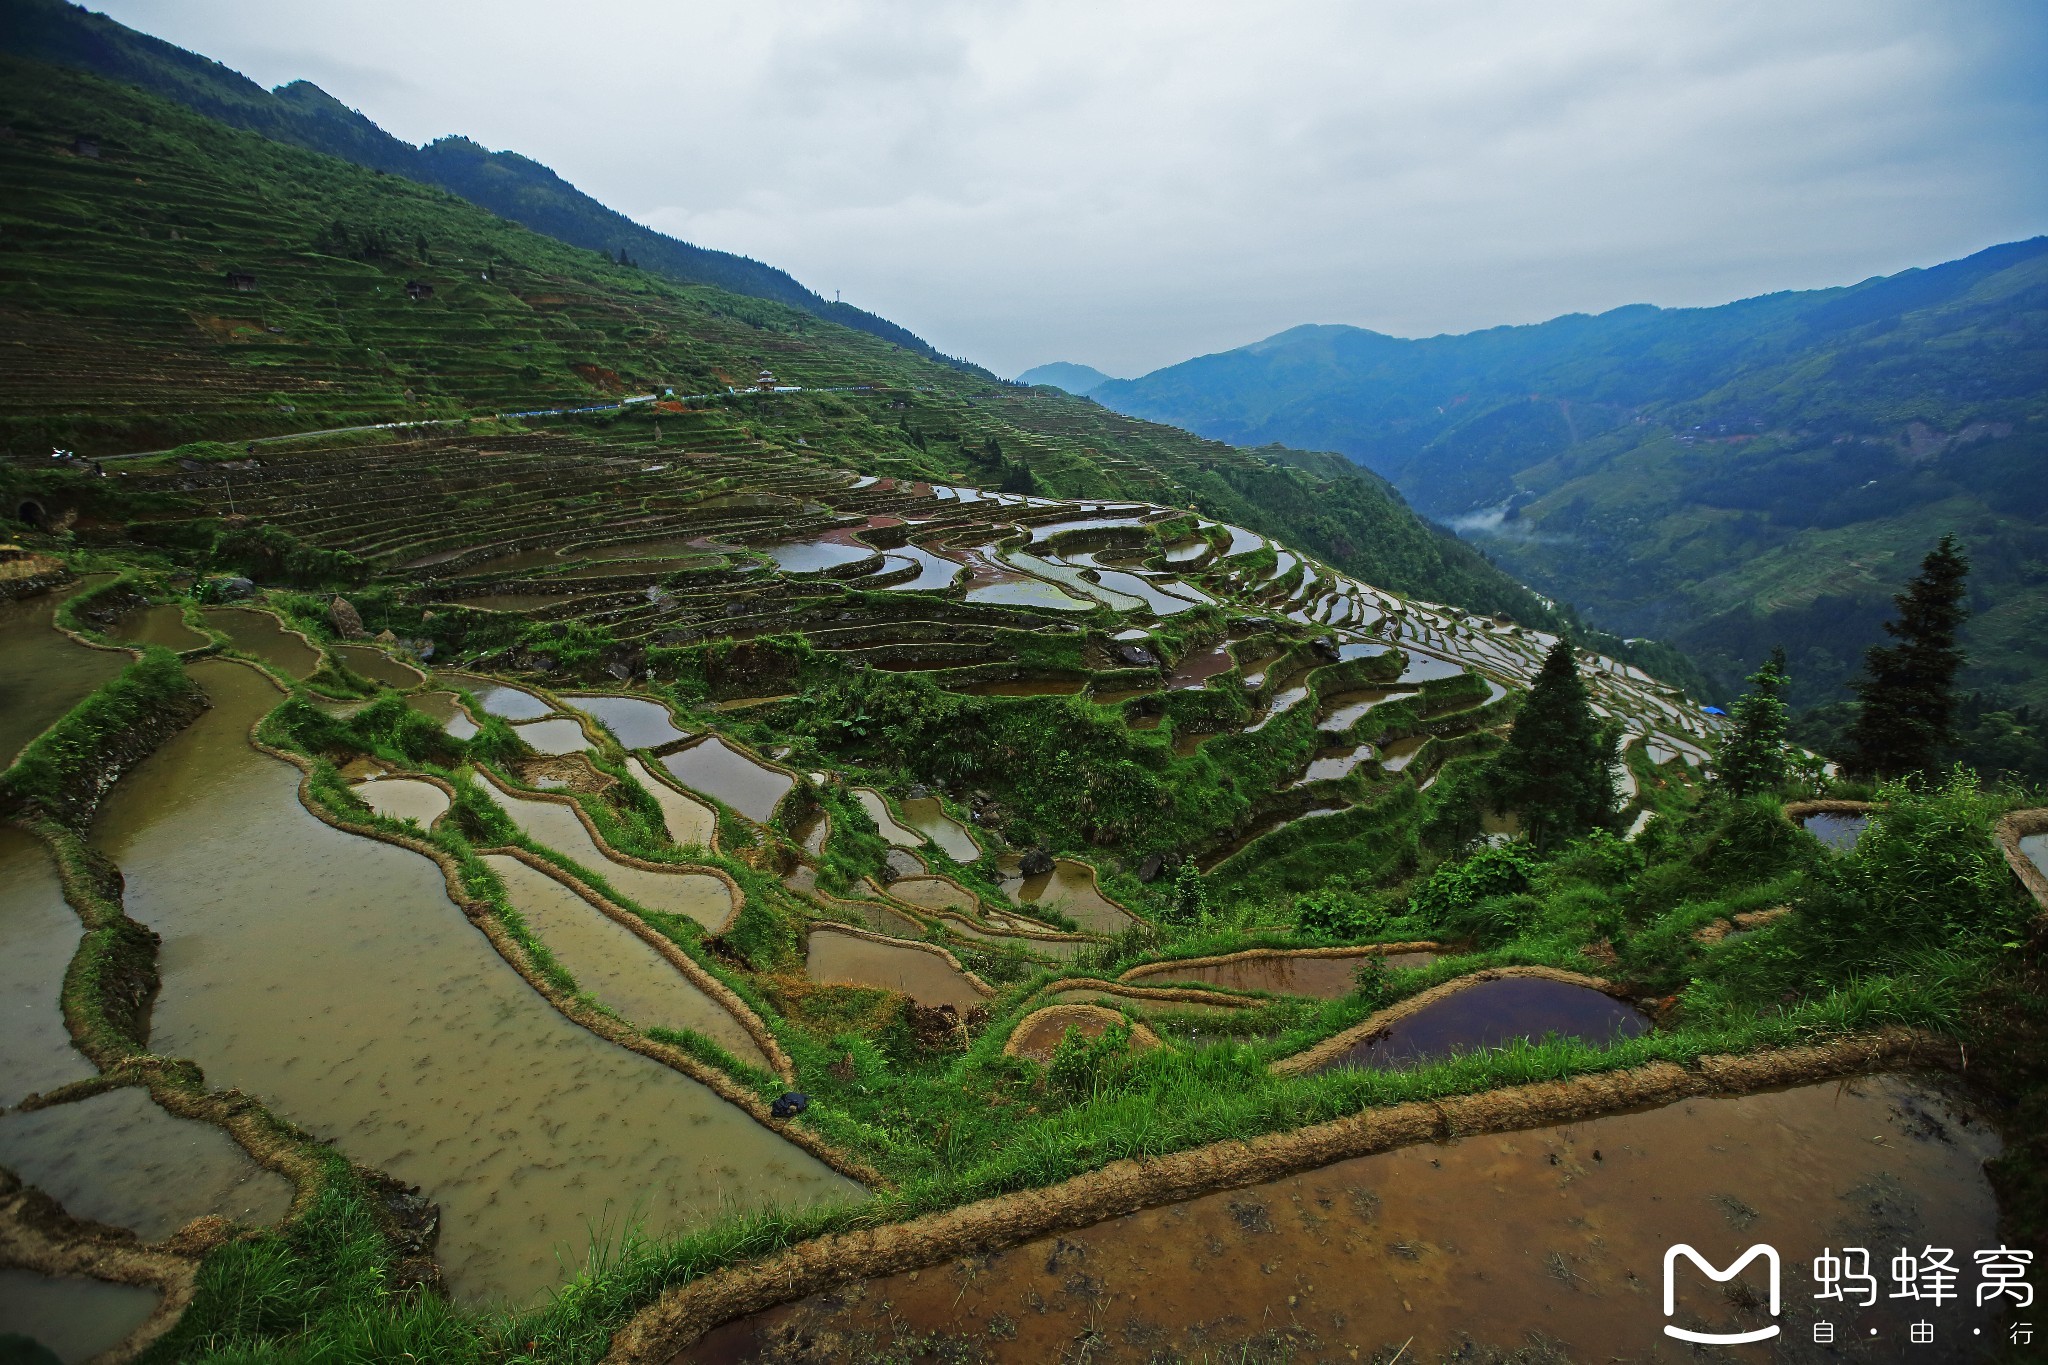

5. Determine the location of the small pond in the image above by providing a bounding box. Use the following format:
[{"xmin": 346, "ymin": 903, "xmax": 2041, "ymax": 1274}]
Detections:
[
  {"xmin": 0, "ymin": 1087, "xmax": 294, "ymax": 1240},
  {"xmin": 201, "ymin": 608, "xmax": 321, "ymax": 679},
  {"xmin": 1313, "ymin": 976, "xmax": 1650, "ymax": 1073},
  {"xmin": 2023, "ymin": 832, "xmax": 2048, "ymax": 879},
  {"xmin": 660, "ymin": 737, "xmax": 793, "ymax": 824},
  {"xmin": 1803, "ymin": 812, "xmax": 1868, "ymax": 851},
  {"xmin": 0, "ymin": 1269, "xmax": 160, "ymax": 1364},
  {"xmin": 804, "ymin": 929, "xmax": 985, "ymax": 1012}
]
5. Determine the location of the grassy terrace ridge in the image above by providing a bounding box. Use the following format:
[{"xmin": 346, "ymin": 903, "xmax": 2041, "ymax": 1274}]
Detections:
[{"xmin": 0, "ymin": 52, "xmax": 1564, "ymax": 632}]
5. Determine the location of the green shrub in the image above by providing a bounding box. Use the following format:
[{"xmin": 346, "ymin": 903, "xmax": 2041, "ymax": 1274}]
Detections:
[{"xmin": 1410, "ymin": 843, "xmax": 1538, "ymax": 928}]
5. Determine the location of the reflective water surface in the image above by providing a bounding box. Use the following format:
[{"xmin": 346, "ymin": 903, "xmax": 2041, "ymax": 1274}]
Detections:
[
  {"xmin": 687, "ymin": 1075, "xmax": 2002, "ymax": 1362},
  {"xmin": 0, "ymin": 826, "xmax": 90, "ymax": 1107},
  {"xmin": 92, "ymin": 661, "xmax": 854, "ymax": 1304}
]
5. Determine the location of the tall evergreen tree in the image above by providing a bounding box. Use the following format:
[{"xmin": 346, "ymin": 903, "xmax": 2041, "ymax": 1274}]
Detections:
[
  {"xmin": 1712, "ymin": 647, "xmax": 1792, "ymax": 799},
  {"xmin": 1844, "ymin": 535, "xmax": 1970, "ymax": 780},
  {"xmin": 1488, "ymin": 640, "xmax": 1616, "ymax": 850}
]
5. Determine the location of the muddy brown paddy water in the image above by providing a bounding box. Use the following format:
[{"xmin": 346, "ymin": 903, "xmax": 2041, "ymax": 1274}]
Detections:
[
  {"xmin": 997, "ymin": 858, "xmax": 1135, "ymax": 934},
  {"xmin": 899, "ymin": 797, "xmax": 980, "ymax": 862},
  {"xmin": 804, "ymin": 928, "xmax": 985, "ymax": 1012},
  {"xmin": 661, "ymin": 737, "xmax": 794, "ymax": 823},
  {"xmin": 109, "ymin": 601, "xmax": 207, "ymax": 651},
  {"xmin": 685, "ymin": 1075, "xmax": 2005, "ymax": 1363},
  {"xmin": 0, "ymin": 1087, "xmax": 293, "ymax": 1239},
  {"xmin": 0, "ymin": 1269, "xmax": 159, "ymax": 1363},
  {"xmin": 482, "ymin": 854, "xmax": 769, "ymax": 1071},
  {"xmin": 91, "ymin": 660, "xmax": 857, "ymax": 1304},
  {"xmin": 331, "ymin": 643, "xmax": 424, "ymax": 689},
  {"xmin": 487, "ymin": 782, "xmax": 734, "ymax": 929},
  {"xmin": 350, "ymin": 777, "xmax": 449, "ymax": 828},
  {"xmin": 1125, "ymin": 949, "xmax": 1437, "ymax": 999},
  {"xmin": 0, "ymin": 581, "xmax": 124, "ymax": 766},
  {"xmin": 201, "ymin": 607, "xmax": 320, "ymax": 678},
  {"xmin": 0, "ymin": 826, "xmax": 91, "ymax": 1107}
]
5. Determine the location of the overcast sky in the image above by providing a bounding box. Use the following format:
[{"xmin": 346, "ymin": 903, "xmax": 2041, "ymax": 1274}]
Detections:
[{"xmin": 95, "ymin": 0, "xmax": 2048, "ymax": 378}]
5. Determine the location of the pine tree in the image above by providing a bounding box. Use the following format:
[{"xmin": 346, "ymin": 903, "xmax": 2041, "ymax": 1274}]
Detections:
[
  {"xmin": 1844, "ymin": 535, "xmax": 1970, "ymax": 780},
  {"xmin": 1488, "ymin": 640, "xmax": 1616, "ymax": 850},
  {"xmin": 1169, "ymin": 861, "xmax": 1209, "ymax": 924},
  {"xmin": 1712, "ymin": 647, "xmax": 1792, "ymax": 799}
]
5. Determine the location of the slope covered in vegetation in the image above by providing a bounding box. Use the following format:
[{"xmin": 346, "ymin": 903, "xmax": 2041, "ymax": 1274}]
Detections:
[{"xmin": 1092, "ymin": 241, "xmax": 2048, "ymax": 716}]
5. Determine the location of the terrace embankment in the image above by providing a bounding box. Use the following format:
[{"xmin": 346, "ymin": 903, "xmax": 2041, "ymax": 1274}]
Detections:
[
  {"xmin": 90, "ymin": 658, "xmax": 862, "ymax": 1305},
  {"xmin": 678, "ymin": 1071, "xmax": 2002, "ymax": 1363},
  {"xmin": 614, "ymin": 1030, "xmax": 1963, "ymax": 1363}
]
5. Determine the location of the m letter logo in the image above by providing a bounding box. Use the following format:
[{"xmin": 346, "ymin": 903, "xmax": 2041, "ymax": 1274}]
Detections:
[{"xmin": 1663, "ymin": 1244, "xmax": 1782, "ymax": 1344}]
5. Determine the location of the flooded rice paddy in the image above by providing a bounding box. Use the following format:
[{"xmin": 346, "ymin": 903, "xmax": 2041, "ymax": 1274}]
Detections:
[
  {"xmin": 571, "ymin": 694, "xmax": 691, "ymax": 749},
  {"xmin": 331, "ymin": 644, "xmax": 423, "ymax": 689},
  {"xmin": 686, "ymin": 1075, "xmax": 2002, "ymax": 1363},
  {"xmin": 1313, "ymin": 977, "xmax": 1651, "ymax": 1074},
  {"xmin": 898, "ymin": 796, "xmax": 980, "ymax": 862},
  {"xmin": 408, "ymin": 689, "xmax": 477, "ymax": 738},
  {"xmin": 1318, "ymin": 688, "xmax": 1417, "ymax": 731},
  {"xmin": 1378, "ymin": 735, "xmax": 1429, "ymax": 773},
  {"xmin": 962, "ymin": 579, "xmax": 1092, "ymax": 611},
  {"xmin": 110, "ymin": 601, "xmax": 206, "ymax": 651},
  {"xmin": 0, "ymin": 581, "xmax": 123, "ymax": 765},
  {"xmin": 487, "ymin": 782, "xmax": 734, "ymax": 929},
  {"xmin": 0, "ymin": 1269, "xmax": 159, "ymax": 1363},
  {"xmin": 481, "ymin": 854, "xmax": 769, "ymax": 1070},
  {"xmin": 1125, "ymin": 949, "xmax": 1436, "ymax": 999},
  {"xmin": 626, "ymin": 757, "xmax": 717, "ymax": 847},
  {"xmin": 885, "ymin": 876, "xmax": 978, "ymax": 913},
  {"xmin": 0, "ymin": 827, "xmax": 90, "ymax": 1107},
  {"xmin": 1805, "ymin": 813, "xmax": 1869, "ymax": 851},
  {"xmin": 201, "ymin": 607, "xmax": 320, "ymax": 678},
  {"xmin": 852, "ymin": 789, "xmax": 921, "ymax": 847},
  {"xmin": 511, "ymin": 716, "xmax": 592, "ymax": 754},
  {"xmin": 804, "ymin": 929, "xmax": 986, "ymax": 1012},
  {"xmin": 92, "ymin": 660, "xmax": 854, "ymax": 1303},
  {"xmin": 449, "ymin": 678, "xmax": 553, "ymax": 721},
  {"xmin": 0, "ymin": 1087, "xmax": 293, "ymax": 1239},
  {"xmin": 954, "ymin": 678, "xmax": 1088, "ymax": 697},
  {"xmin": 2023, "ymin": 833, "xmax": 2048, "ymax": 879},
  {"xmin": 878, "ymin": 544, "xmax": 962, "ymax": 591},
  {"xmin": 997, "ymin": 858, "xmax": 1135, "ymax": 934},
  {"xmin": 1396, "ymin": 651, "xmax": 1466, "ymax": 684},
  {"xmin": 660, "ymin": 737, "xmax": 794, "ymax": 823},
  {"xmin": 350, "ymin": 776, "xmax": 449, "ymax": 827},
  {"xmin": 1006, "ymin": 1007, "xmax": 1147, "ymax": 1063}
]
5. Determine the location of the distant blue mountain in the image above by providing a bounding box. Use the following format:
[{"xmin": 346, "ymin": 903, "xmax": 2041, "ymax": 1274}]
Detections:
[{"xmin": 1017, "ymin": 362, "xmax": 1118, "ymax": 395}]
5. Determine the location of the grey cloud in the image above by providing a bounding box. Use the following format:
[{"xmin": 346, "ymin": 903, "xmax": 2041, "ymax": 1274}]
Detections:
[{"xmin": 94, "ymin": 0, "xmax": 2048, "ymax": 377}]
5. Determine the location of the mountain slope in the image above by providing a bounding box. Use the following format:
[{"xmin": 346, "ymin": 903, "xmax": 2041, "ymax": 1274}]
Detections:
[
  {"xmin": 0, "ymin": 0, "xmax": 966, "ymax": 366},
  {"xmin": 1017, "ymin": 362, "xmax": 1117, "ymax": 395},
  {"xmin": 1092, "ymin": 242, "xmax": 2048, "ymax": 707},
  {"xmin": 0, "ymin": 52, "xmax": 1564, "ymax": 633}
]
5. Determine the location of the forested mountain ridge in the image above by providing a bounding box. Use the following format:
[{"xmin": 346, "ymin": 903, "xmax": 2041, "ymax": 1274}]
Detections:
[
  {"xmin": 0, "ymin": 52, "xmax": 1571, "ymax": 635},
  {"xmin": 1092, "ymin": 239, "xmax": 2048, "ymax": 711},
  {"xmin": 0, "ymin": 0, "xmax": 969, "ymax": 367}
]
